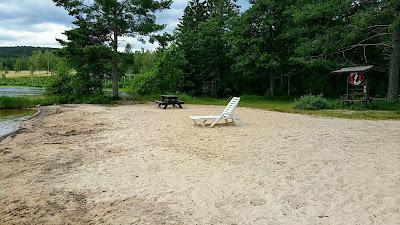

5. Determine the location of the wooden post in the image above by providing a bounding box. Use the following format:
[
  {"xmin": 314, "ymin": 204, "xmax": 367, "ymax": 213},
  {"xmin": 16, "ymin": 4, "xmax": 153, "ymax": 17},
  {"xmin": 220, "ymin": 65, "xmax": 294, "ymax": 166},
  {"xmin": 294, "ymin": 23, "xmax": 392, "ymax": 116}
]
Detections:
[{"xmin": 346, "ymin": 79, "xmax": 349, "ymax": 102}]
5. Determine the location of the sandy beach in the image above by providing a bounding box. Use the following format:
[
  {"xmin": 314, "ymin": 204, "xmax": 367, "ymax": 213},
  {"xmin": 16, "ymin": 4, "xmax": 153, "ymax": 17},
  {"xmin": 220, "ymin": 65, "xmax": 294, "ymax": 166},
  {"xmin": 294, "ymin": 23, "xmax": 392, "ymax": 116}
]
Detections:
[{"xmin": 0, "ymin": 103, "xmax": 399, "ymax": 225}]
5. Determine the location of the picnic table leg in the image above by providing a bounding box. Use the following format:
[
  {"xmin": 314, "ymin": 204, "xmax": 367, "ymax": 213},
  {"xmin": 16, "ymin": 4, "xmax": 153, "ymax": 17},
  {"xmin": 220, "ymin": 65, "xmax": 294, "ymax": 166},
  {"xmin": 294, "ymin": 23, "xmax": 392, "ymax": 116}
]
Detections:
[
  {"xmin": 164, "ymin": 104, "xmax": 168, "ymax": 109},
  {"xmin": 178, "ymin": 104, "xmax": 182, "ymax": 108}
]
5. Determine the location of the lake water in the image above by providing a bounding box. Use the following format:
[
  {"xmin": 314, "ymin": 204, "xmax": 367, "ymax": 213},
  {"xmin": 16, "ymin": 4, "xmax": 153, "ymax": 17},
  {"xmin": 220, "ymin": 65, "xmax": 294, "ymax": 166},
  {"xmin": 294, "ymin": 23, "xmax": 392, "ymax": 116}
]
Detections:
[
  {"xmin": 0, "ymin": 87, "xmax": 44, "ymax": 97},
  {"xmin": 0, "ymin": 87, "xmax": 42, "ymax": 139},
  {"xmin": 0, "ymin": 109, "xmax": 35, "ymax": 138}
]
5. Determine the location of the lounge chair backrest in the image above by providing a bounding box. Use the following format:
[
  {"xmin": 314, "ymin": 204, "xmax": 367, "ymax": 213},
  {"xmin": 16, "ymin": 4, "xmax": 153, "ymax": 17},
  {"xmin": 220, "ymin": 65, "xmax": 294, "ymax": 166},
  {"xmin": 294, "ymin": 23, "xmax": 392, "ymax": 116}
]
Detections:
[{"xmin": 221, "ymin": 97, "xmax": 240, "ymax": 116}]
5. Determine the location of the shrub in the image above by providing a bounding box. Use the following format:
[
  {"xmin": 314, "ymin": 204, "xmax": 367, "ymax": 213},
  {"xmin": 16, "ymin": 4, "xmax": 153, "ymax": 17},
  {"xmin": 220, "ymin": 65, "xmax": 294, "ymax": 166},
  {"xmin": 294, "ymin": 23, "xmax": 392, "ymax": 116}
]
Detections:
[
  {"xmin": 294, "ymin": 94, "xmax": 328, "ymax": 110},
  {"xmin": 46, "ymin": 61, "xmax": 73, "ymax": 95},
  {"xmin": 127, "ymin": 69, "xmax": 159, "ymax": 96},
  {"xmin": 156, "ymin": 48, "xmax": 185, "ymax": 93}
]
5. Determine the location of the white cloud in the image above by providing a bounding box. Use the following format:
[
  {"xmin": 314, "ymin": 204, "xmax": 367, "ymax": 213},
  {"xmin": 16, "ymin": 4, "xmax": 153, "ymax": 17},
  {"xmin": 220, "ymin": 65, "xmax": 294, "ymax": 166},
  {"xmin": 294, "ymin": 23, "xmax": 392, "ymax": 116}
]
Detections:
[
  {"xmin": 0, "ymin": 23, "xmax": 70, "ymax": 48},
  {"xmin": 0, "ymin": 0, "xmax": 250, "ymax": 50}
]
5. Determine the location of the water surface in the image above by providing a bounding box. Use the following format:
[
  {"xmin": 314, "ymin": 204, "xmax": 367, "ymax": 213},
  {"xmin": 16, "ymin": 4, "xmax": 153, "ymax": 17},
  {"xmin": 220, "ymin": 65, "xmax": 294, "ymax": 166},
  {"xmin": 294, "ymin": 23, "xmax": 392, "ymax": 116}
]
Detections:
[
  {"xmin": 0, "ymin": 109, "xmax": 35, "ymax": 138},
  {"xmin": 0, "ymin": 87, "xmax": 44, "ymax": 97}
]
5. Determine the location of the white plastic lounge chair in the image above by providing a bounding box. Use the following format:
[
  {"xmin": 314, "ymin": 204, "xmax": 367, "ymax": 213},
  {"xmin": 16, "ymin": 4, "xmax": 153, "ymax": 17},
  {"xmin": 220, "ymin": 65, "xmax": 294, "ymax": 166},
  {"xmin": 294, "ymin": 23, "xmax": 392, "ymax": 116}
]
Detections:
[{"xmin": 190, "ymin": 97, "xmax": 243, "ymax": 127}]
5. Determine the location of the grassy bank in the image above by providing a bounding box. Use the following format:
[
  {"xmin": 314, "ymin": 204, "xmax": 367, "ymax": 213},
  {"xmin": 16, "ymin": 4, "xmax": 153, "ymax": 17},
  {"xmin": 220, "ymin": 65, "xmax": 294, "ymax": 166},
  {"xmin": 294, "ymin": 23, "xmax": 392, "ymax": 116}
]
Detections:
[
  {"xmin": 0, "ymin": 95, "xmax": 115, "ymax": 109},
  {"xmin": 135, "ymin": 94, "xmax": 400, "ymax": 120},
  {"xmin": 0, "ymin": 96, "xmax": 59, "ymax": 109},
  {"xmin": 2, "ymin": 93, "xmax": 399, "ymax": 120},
  {"xmin": 0, "ymin": 76, "xmax": 50, "ymax": 88}
]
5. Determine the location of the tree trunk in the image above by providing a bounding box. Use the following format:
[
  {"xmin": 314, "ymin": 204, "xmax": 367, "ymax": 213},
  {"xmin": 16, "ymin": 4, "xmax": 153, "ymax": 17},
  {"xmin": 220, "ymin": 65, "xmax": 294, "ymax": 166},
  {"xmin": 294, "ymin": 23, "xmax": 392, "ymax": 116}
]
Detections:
[
  {"xmin": 287, "ymin": 74, "xmax": 291, "ymax": 96},
  {"xmin": 387, "ymin": 13, "xmax": 400, "ymax": 102},
  {"xmin": 112, "ymin": 31, "xmax": 119, "ymax": 98},
  {"xmin": 269, "ymin": 74, "xmax": 274, "ymax": 97}
]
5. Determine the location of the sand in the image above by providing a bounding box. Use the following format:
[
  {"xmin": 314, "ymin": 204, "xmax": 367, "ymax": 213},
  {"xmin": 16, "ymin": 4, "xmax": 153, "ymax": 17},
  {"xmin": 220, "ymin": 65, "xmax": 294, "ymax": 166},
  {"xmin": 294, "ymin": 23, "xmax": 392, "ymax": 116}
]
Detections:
[{"xmin": 0, "ymin": 104, "xmax": 399, "ymax": 225}]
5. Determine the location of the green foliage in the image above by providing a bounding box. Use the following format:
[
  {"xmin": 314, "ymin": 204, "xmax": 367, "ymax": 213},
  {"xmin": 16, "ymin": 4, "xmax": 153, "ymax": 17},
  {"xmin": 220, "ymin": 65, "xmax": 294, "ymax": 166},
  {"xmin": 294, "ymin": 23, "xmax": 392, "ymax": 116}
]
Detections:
[
  {"xmin": 70, "ymin": 46, "xmax": 110, "ymax": 96},
  {"xmin": 134, "ymin": 94, "xmax": 400, "ymax": 120},
  {"xmin": 0, "ymin": 47, "xmax": 63, "ymax": 75},
  {"xmin": 155, "ymin": 47, "xmax": 185, "ymax": 93},
  {"xmin": 0, "ymin": 96, "xmax": 60, "ymax": 109},
  {"xmin": 125, "ymin": 47, "xmax": 186, "ymax": 96},
  {"xmin": 153, "ymin": 0, "xmax": 397, "ymax": 99},
  {"xmin": 14, "ymin": 59, "xmax": 22, "ymax": 73},
  {"xmin": 176, "ymin": 0, "xmax": 239, "ymax": 97},
  {"xmin": 0, "ymin": 95, "xmax": 115, "ymax": 109},
  {"xmin": 46, "ymin": 61, "xmax": 73, "ymax": 95},
  {"xmin": 0, "ymin": 76, "xmax": 50, "ymax": 88},
  {"xmin": 127, "ymin": 69, "xmax": 159, "ymax": 96},
  {"xmin": 54, "ymin": 0, "xmax": 173, "ymax": 97},
  {"xmin": 9, "ymin": 0, "xmax": 394, "ymax": 103},
  {"xmin": 0, "ymin": 47, "xmax": 56, "ymax": 58},
  {"xmin": 57, "ymin": 17, "xmax": 112, "ymax": 96},
  {"xmin": 294, "ymin": 94, "xmax": 328, "ymax": 110},
  {"xmin": 123, "ymin": 50, "xmax": 158, "ymax": 75},
  {"xmin": 369, "ymin": 99, "xmax": 400, "ymax": 111},
  {"xmin": 229, "ymin": 0, "xmax": 298, "ymax": 96}
]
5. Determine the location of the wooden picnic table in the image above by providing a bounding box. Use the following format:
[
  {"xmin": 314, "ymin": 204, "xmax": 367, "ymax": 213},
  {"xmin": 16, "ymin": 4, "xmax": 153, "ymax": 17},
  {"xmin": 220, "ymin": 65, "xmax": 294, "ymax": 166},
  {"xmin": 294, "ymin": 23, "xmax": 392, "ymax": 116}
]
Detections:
[{"xmin": 155, "ymin": 95, "xmax": 184, "ymax": 109}]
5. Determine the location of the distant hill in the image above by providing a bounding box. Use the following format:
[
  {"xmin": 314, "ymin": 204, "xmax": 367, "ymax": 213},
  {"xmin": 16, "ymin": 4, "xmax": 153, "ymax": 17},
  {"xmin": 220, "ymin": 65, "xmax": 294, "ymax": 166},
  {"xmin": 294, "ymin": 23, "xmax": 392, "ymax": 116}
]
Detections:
[{"xmin": 0, "ymin": 46, "xmax": 58, "ymax": 58}]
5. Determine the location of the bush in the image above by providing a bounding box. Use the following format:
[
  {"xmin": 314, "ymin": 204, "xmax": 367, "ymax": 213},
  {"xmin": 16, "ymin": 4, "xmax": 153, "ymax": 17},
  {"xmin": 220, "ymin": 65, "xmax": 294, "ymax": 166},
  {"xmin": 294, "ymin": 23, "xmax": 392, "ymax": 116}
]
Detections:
[
  {"xmin": 46, "ymin": 61, "xmax": 73, "ymax": 95},
  {"xmin": 294, "ymin": 94, "xmax": 328, "ymax": 110},
  {"xmin": 127, "ymin": 69, "xmax": 159, "ymax": 96},
  {"xmin": 369, "ymin": 99, "xmax": 400, "ymax": 111},
  {"xmin": 156, "ymin": 48, "xmax": 185, "ymax": 93}
]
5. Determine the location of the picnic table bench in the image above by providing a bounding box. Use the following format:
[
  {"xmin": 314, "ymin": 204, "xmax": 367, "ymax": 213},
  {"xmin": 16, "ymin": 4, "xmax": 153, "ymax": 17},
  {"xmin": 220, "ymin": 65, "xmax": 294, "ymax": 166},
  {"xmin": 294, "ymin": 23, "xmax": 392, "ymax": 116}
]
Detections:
[{"xmin": 155, "ymin": 95, "xmax": 184, "ymax": 109}]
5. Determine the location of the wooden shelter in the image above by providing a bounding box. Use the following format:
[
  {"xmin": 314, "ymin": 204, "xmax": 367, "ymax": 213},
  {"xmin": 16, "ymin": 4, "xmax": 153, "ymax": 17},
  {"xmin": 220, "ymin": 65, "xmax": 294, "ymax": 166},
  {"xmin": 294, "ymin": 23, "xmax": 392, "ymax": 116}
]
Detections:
[{"xmin": 332, "ymin": 65, "xmax": 373, "ymax": 106}]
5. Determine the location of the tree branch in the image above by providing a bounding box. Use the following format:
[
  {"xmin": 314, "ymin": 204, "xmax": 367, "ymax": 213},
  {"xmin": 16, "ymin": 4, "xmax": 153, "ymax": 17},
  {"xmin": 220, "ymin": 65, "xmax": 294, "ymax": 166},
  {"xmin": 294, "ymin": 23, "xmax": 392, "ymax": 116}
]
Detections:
[
  {"xmin": 117, "ymin": 0, "xmax": 130, "ymax": 14},
  {"xmin": 363, "ymin": 46, "xmax": 368, "ymax": 64},
  {"xmin": 359, "ymin": 24, "xmax": 390, "ymax": 30}
]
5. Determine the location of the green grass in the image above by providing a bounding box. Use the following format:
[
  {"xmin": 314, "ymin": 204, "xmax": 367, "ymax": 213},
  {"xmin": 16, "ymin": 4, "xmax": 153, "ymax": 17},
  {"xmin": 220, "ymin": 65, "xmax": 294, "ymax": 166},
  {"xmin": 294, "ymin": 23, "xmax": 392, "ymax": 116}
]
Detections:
[
  {"xmin": 0, "ymin": 96, "xmax": 60, "ymax": 109},
  {"xmin": 0, "ymin": 95, "xmax": 115, "ymax": 109},
  {"xmin": 2, "ymin": 92, "xmax": 399, "ymax": 120},
  {"xmin": 0, "ymin": 76, "xmax": 50, "ymax": 88},
  {"xmin": 136, "ymin": 94, "xmax": 400, "ymax": 120}
]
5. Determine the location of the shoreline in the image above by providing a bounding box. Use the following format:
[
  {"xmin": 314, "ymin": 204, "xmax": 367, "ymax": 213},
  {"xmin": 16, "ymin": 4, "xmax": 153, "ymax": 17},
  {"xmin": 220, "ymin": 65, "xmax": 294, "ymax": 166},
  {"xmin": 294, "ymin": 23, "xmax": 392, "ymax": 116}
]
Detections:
[{"xmin": 0, "ymin": 107, "xmax": 41, "ymax": 143}]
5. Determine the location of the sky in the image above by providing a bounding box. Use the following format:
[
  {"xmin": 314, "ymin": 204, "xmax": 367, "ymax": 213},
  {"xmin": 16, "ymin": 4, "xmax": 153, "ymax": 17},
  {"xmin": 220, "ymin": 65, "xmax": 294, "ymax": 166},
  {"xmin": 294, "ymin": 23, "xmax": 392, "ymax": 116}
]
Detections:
[{"xmin": 0, "ymin": 0, "xmax": 250, "ymax": 51}]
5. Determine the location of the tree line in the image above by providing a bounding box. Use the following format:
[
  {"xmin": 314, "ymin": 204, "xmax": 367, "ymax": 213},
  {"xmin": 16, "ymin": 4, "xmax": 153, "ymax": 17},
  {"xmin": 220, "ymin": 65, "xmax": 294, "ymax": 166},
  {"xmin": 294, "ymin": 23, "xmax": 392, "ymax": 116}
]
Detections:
[
  {"xmin": 53, "ymin": 0, "xmax": 399, "ymax": 101},
  {"xmin": 0, "ymin": 49, "xmax": 61, "ymax": 74},
  {"xmin": 0, "ymin": 47, "xmax": 56, "ymax": 58}
]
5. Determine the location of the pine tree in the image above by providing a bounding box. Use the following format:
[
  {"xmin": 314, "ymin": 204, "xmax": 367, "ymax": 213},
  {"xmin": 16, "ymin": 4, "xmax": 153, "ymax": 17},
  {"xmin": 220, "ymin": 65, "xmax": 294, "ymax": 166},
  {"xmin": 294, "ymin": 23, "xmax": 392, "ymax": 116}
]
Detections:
[{"xmin": 54, "ymin": 0, "xmax": 172, "ymax": 97}]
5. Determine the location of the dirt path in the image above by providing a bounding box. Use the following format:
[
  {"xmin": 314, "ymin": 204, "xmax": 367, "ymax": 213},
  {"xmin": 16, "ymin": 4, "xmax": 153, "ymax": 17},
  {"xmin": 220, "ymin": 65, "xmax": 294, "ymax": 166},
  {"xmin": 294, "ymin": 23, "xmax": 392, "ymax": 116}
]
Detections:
[{"xmin": 1, "ymin": 104, "xmax": 399, "ymax": 225}]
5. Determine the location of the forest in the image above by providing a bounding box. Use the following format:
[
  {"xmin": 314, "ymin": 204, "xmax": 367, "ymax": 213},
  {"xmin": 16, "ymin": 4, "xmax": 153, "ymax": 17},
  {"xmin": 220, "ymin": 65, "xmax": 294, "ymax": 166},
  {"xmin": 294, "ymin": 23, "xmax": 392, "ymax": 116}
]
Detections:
[{"xmin": 2, "ymin": 0, "xmax": 399, "ymax": 103}]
